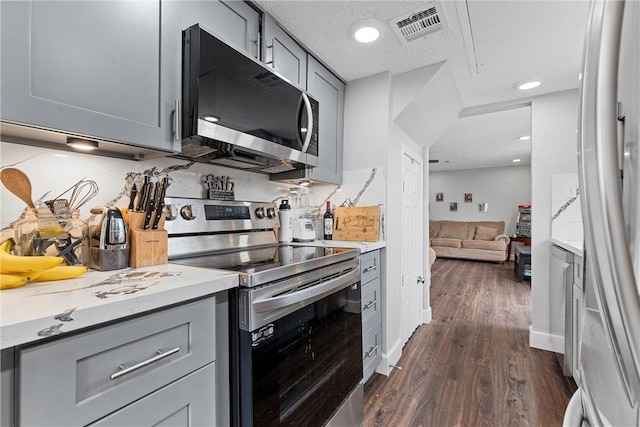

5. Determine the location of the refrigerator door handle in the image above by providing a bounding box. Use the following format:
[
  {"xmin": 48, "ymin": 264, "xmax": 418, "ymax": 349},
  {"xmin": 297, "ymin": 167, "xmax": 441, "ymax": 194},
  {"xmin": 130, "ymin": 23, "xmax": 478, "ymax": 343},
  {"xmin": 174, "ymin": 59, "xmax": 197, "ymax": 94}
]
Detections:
[{"xmin": 581, "ymin": 0, "xmax": 640, "ymax": 404}]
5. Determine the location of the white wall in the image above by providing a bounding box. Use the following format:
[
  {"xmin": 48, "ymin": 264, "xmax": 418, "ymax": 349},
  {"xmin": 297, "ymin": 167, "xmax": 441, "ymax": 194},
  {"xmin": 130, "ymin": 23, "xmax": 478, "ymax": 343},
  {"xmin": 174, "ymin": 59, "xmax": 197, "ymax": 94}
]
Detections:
[
  {"xmin": 344, "ymin": 72, "xmax": 405, "ymax": 374},
  {"xmin": 530, "ymin": 89, "xmax": 580, "ymax": 352},
  {"xmin": 429, "ymin": 165, "xmax": 532, "ymax": 236}
]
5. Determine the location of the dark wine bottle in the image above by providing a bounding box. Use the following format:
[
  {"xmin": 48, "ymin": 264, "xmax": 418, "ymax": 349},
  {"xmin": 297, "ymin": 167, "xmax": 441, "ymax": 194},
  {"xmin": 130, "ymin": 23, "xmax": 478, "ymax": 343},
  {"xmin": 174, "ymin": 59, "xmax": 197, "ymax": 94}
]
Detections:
[{"xmin": 323, "ymin": 201, "xmax": 333, "ymax": 240}]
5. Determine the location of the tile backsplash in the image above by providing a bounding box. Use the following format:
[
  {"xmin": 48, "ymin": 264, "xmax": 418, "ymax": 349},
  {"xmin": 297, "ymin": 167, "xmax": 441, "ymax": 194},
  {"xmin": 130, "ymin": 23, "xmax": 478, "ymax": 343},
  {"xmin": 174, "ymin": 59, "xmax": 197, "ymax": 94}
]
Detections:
[
  {"xmin": 1, "ymin": 142, "xmax": 386, "ymax": 234},
  {"xmin": 0, "ymin": 141, "xmax": 295, "ymax": 228}
]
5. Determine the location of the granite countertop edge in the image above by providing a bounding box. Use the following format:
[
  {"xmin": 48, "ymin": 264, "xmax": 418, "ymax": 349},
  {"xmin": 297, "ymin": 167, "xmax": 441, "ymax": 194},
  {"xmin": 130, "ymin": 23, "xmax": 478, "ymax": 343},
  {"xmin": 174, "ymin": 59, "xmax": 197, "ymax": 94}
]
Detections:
[
  {"xmin": 290, "ymin": 240, "xmax": 386, "ymax": 253},
  {"xmin": 0, "ymin": 263, "xmax": 239, "ymax": 349}
]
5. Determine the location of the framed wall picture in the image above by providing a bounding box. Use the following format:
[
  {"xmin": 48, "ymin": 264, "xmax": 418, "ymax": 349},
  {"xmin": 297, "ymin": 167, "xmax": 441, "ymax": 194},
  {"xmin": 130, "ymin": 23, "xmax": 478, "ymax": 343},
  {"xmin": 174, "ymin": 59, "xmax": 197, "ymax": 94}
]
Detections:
[
  {"xmin": 479, "ymin": 203, "xmax": 489, "ymax": 212},
  {"xmin": 464, "ymin": 193, "xmax": 473, "ymax": 202},
  {"xmin": 436, "ymin": 192, "xmax": 444, "ymax": 202},
  {"xmin": 450, "ymin": 202, "xmax": 458, "ymax": 212}
]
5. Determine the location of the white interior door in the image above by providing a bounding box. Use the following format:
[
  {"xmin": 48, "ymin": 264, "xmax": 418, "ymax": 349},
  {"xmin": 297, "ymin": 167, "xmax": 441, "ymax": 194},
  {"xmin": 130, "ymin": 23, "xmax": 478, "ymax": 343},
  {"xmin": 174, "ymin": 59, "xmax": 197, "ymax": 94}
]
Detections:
[{"xmin": 401, "ymin": 148, "xmax": 424, "ymax": 345}]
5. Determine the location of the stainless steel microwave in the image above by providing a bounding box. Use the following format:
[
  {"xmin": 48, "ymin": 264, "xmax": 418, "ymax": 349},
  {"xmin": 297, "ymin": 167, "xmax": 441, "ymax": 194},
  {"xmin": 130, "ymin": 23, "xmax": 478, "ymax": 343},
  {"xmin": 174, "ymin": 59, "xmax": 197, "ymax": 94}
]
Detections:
[{"xmin": 180, "ymin": 24, "xmax": 319, "ymax": 174}]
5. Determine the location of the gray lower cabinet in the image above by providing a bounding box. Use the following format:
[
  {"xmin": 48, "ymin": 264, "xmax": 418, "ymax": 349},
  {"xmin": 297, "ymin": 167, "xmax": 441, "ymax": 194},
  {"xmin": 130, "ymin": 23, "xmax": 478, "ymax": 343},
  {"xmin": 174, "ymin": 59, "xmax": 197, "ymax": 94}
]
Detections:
[
  {"xmin": 271, "ymin": 57, "xmax": 345, "ymax": 185},
  {"xmin": 182, "ymin": 0, "xmax": 260, "ymax": 59},
  {"xmin": 1, "ymin": 348, "xmax": 14, "ymax": 427},
  {"xmin": 572, "ymin": 255, "xmax": 584, "ymax": 384},
  {"xmin": 0, "ymin": 0, "xmax": 182, "ymax": 153},
  {"xmin": 361, "ymin": 250, "xmax": 382, "ymax": 382},
  {"xmin": 262, "ymin": 14, "xmax": 308, "ymax": 89},
  {"xmin": 89, "ymin": 364, "xmax": 216, "ymax": 426},
  {"xmin": 17, "ymin": 297, "xmax": 221, "ymax": 426}
]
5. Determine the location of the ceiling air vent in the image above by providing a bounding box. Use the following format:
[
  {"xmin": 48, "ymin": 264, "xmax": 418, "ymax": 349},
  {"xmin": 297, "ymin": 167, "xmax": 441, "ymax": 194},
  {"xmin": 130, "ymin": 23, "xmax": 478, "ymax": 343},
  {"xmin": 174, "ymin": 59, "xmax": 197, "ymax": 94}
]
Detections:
[{"xmin": 389, "ymin": 3, "xmax": 446, "ymax": 45}]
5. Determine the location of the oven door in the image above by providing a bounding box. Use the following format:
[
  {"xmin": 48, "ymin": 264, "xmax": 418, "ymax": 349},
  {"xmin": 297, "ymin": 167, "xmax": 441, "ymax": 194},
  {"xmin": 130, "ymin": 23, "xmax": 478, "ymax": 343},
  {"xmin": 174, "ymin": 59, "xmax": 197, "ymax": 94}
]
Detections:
[{"xmin": 231, "ymin": 266, "xmax": 362, "ymax": 426}]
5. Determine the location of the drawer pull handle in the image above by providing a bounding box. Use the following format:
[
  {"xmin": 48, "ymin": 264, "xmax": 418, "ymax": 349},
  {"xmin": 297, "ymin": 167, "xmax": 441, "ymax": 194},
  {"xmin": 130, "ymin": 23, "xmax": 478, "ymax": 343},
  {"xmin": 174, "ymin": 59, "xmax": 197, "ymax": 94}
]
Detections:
[
  {"xmin": 363, "ymin": 265, "xmax": 377, "ymax": 274},
  {"xmin": 110, "ymin": 347, "xmax": 180, "ymax": 380},
  {"xmin": 363, "ymin": 299, "xmax": 378, "ymax": 310},
  {"xmin": 365, "ymin": 345, "xmax": 379, "ymax": 359}
]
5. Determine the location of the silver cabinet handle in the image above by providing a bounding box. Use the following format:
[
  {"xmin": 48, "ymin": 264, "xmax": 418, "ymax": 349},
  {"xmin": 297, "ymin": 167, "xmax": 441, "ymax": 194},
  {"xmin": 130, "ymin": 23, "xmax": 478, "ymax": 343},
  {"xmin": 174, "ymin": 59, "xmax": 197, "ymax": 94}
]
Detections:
[
  {"xmin": 300, "ymin": 92, "xmax": 313, "ymax": 153},
  {"xmin": 172, "ymin": 99, "xmax": 180, "ymax": 141},
  {"xmin": 363, "ymin": 299, "xmax": 378, "ymax": 310},
  {"xmin": 365, "ymin": 345, "xmax": 379, "ymax": 359},
  {"xmin": 363, "ymin": 265, "xmax": 377, "ymax": 274},
  {"xmin": 110, "ymin": 347, "xmax": 180, "ymax": 380}
]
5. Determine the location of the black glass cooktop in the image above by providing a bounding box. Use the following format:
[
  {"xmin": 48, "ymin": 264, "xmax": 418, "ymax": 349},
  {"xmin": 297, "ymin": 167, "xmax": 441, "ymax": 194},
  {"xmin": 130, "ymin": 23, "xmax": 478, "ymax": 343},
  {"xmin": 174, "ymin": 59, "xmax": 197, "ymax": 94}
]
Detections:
[{"xmin": 171, "ymin": 244, "xmax": 358, "ymax": 279}]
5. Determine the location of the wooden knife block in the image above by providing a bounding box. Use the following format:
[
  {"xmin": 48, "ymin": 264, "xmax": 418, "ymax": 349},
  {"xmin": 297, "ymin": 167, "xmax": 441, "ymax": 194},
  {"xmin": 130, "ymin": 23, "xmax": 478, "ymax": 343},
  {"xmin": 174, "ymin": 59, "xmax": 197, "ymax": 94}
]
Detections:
[{"xmin": 127, "ymin": 211, "xmax": 168, "ymax": 267}]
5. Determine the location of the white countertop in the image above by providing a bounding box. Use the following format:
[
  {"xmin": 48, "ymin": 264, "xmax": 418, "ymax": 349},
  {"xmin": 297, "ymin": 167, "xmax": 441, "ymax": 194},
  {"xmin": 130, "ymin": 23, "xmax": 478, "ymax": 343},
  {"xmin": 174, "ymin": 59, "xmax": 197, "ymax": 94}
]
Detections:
[
  {"xmin": 291, "ymin": 239, "xmax": 386, "ymax": 253},
  {"xmin": 0, "ymin": 264, "xmax": 238, "ymax": 349},
  {"xmin": 551, "ymin": 238, "xmax": 584, "ymax": 257}
]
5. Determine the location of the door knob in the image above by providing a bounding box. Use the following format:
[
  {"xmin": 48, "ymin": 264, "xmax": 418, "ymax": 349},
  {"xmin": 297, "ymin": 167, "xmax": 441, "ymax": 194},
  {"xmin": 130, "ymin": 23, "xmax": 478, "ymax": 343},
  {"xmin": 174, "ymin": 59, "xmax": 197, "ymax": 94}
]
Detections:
[{"xmin": 417, "ymin": 276, "xmax": 425, "ymax": 284}]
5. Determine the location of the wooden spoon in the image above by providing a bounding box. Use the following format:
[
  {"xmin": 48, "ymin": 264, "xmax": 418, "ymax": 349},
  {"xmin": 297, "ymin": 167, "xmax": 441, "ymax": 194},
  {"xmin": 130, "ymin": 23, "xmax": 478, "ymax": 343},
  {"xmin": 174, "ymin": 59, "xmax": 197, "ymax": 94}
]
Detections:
[{"xmin": 0, "ymin": 167, "xmax": 35, "ymax": 209}]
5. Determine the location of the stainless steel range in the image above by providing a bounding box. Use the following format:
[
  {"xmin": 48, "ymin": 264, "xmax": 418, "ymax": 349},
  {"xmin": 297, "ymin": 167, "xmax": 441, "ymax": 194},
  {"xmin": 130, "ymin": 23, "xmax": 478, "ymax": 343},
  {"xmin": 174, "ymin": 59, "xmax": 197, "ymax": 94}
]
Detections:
[{"xmin": 164, "ymin": 197, "xmax": 364, "ymax": 427}]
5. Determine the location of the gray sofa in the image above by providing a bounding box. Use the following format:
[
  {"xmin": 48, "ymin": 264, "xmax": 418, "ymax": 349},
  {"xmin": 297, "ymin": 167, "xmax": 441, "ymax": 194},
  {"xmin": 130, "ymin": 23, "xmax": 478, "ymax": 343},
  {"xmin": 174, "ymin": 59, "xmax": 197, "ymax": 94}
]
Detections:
[{"xmin": 429, "ymin": 220, "xmax": 510, "ymax": 262}]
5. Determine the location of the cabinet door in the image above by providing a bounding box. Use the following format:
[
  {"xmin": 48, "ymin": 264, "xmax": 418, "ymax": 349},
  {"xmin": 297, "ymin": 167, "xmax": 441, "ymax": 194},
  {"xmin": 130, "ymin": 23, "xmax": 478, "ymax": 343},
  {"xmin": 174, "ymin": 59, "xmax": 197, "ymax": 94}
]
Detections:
[
  {"xmin": 182, "ymin": 0, "xmax": 260, "ymax": 59},
  {"xmin": 572, "ymin": 281, "xmax": 583, "ymax": 384},
  {"xmin": 263, "ymin": 14, "xmax": 307, "ymax": 89},
  {"xmin": 271, "ymin": 57, "xmax": 344, "ymax": 184},
  {"xmin": 18, "ymin": 297, "xmax": 216, "ymax": 426},
  {"xmin": 306, "ymin": 57, "xmax": 344, "ymax": 184},
  {"xmin": 90, "ymin": 363, "xmax": 215, "ymax": 427},
  {"xmin": 0, "ymin": 0, "xmax": 181, "ymax": 152},
  {"xmin": 1, "ymin": 348, "xmax": 14, "ymax": 427}
]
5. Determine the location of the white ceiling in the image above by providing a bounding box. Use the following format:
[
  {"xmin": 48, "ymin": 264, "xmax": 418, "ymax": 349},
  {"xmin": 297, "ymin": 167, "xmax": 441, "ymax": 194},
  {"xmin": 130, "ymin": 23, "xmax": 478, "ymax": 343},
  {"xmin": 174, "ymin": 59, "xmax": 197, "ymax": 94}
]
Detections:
[{"xmin": 254, "ymin": 0, "xmax": 592, "ymax": 171}]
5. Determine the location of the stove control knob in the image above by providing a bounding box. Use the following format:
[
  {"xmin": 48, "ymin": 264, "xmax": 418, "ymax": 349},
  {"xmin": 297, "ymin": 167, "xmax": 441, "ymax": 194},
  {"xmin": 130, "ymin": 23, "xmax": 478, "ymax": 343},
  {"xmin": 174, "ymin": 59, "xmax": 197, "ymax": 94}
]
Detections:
[
  {"xmin": 266, "ymin": 207, "xmax": 277, "ymax": 219},
  {"xmin": 180, "ymin": 205, "xmax": 197, "ymax": 221},
  {"xmin": 164, "ymin": 204, "xmax": 178, "ymax": 221},
  {"xmin": 255, "ymin": 207, "xmax": 266, "ymax": 219}
]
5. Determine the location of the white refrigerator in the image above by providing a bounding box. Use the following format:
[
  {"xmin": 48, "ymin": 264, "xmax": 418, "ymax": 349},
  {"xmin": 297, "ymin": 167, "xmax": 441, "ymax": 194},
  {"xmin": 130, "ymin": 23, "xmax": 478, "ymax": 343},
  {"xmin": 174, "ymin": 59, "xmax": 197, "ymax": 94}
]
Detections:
[{"xmin": 564, "ymin": 0, "xmax": 640, "ymax": 425}]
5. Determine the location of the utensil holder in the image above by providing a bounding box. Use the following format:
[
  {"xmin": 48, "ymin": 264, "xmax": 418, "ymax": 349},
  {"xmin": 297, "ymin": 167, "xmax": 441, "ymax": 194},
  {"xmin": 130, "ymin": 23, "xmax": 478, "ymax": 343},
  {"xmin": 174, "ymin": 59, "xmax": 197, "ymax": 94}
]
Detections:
[{"xmin": 126, "ymin": 211, "xmax": 168, "ymax": 268}]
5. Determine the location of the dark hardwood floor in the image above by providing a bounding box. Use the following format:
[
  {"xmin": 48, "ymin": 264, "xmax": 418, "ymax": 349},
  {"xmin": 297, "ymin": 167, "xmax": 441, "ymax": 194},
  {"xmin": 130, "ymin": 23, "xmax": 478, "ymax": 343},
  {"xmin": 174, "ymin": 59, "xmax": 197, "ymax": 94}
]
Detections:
[{"xmin": 363, "ymin": 258, "xmax": 577, "ymax": 427}]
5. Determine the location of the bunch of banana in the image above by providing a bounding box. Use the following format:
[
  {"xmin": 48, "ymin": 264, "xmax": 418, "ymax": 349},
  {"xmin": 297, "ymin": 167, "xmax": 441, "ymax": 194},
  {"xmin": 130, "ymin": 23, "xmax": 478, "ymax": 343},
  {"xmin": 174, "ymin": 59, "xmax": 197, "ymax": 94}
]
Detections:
[{"xmin": 0, "ymin": 239, "xmax": 87, "ymax": 289}]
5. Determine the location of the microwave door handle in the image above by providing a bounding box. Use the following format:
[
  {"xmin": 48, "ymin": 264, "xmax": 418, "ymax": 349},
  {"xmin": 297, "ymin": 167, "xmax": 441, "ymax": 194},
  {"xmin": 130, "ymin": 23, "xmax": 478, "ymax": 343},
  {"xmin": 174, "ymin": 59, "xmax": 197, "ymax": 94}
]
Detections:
[{"xmin": 300, "ymin": 92, "xmax": 313, "ymax": 153}]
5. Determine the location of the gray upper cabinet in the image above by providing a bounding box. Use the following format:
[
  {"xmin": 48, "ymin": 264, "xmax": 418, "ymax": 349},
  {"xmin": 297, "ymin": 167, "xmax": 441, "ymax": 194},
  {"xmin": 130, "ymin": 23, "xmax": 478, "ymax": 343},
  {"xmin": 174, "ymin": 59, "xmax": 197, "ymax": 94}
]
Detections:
[
  {"xmin": 307, "ymin": 57, "xmax": 344, "ymax": 184},
  {"xmin": 0, "ymin": 0, "xmax": 181, "ymax": 153},
  {"xmin": 272, "ymin": 57, "xmax": 344, "ymax": 184},
  {"xmin": 262, "ymin": 14, "xmax": 307, "ymax": 89},
  {"xmin": 182, "ymin": 0, "xmax": 260, "ymax": 59}
]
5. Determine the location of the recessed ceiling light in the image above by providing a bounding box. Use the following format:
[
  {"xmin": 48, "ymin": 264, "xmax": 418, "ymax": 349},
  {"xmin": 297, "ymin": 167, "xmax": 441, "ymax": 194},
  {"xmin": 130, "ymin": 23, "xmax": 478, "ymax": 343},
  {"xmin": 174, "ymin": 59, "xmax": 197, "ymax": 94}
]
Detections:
[
  {"xmin": 350, "ymin": 19, "xmax": 384, "ymax": 44},
  {"xmin": 204, "ymin": 116, "xmax": 219, "ymax": 123},
  {"xmin": 512, "ymin": 158, "xmax": 522, "ymax": 163},
  {"xmin": 516, "ymin": 80, "xmax": 541, "ymax": 90},
  {"xmin": 517, "ymin": 135, "xmax": 531, "ymax": 141}
]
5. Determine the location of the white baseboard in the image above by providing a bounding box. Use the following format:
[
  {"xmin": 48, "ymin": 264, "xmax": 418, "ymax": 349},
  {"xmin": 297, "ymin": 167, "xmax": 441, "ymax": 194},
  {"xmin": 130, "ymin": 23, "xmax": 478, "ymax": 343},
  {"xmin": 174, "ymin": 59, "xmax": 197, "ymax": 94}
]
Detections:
[
  {"xmin": 375, "ymin": 337, "xmax": 403, "ymax": 376},
  {"xmin": 529, "ymin": 327, "xmax": 564, "ymax": 353},
  {"xmin": 422, "ymin": 306, "xmax": 432, "ymax": 324}
]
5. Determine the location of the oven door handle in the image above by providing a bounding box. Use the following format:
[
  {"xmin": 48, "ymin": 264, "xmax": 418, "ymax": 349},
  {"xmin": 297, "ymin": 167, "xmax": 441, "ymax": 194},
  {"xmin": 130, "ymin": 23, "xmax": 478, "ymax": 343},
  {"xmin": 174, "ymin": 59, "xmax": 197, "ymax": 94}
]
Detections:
[{"xmin": 252, "ymin": 267, "xmax": 360, "ymax": 313}]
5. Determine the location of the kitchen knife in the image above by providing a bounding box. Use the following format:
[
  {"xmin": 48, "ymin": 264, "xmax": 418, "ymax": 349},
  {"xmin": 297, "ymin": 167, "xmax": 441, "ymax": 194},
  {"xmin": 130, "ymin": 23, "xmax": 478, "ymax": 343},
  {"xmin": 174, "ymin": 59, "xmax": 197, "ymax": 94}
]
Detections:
[
  {"xmin": 136, "ymin": 176, "xmax": 150, "ymax": 212},
  {"xmin": 152, "ymin": 177, "xmax": 169, "ymax": 230},
  {"xmin": 128, "ymin": 183, "xmax": 138, "ymax": 211},
  {"xmin": 142, "ymin": 182, "xmax": 157, "ymax": 230}
]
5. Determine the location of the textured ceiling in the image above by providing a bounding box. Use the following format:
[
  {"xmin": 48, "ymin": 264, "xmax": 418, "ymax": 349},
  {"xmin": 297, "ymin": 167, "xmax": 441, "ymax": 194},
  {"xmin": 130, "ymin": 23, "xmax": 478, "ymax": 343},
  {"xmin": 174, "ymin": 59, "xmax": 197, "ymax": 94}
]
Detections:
[{"xmin": 254, "ymin": 0, "xmax": 591, "ymax": 171}]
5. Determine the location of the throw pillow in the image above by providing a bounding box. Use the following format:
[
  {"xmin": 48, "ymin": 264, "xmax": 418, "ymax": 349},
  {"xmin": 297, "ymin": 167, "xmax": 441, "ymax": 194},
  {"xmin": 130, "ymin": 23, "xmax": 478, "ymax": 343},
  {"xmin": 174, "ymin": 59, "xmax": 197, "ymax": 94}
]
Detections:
[
  {"xmin": 475, "ymin": 225, "xmax": 498, "ymax": 241},
  {"xmin": 439, "ymin": 222, "xmax": 469, "ymax": 240}
]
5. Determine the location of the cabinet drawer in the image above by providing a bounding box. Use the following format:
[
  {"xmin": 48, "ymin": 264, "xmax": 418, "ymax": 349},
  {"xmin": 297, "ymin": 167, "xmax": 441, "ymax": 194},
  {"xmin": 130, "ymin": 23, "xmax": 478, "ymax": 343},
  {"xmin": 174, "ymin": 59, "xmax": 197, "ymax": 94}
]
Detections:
[
  {"xmin": 89, "ymin": 363, "xmax": 216, "ymax": 426},
  {"xmin": 19, "ymin": 297, "xmax": 216, "ymax": 426},
  {"xmin": 362, "ymin": 322, "xmax": 381, "ymax": 382},
  {"xmin": 360, "ymin": 250, "xmax": 380, "ymax": 285},
  {"xmin": 361, "ymin": 277, "xmax": 381, "ymax": 333}
]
